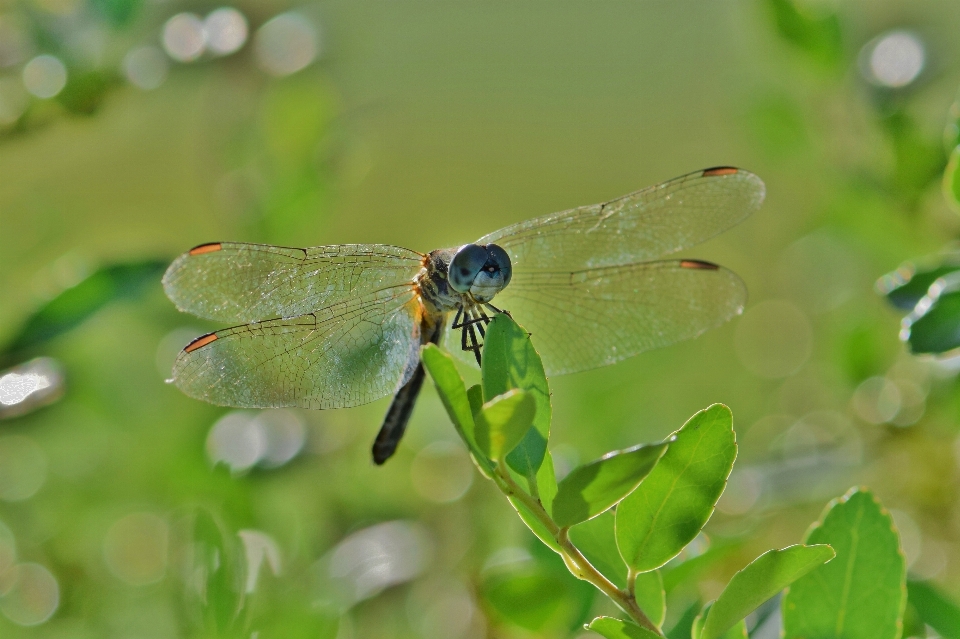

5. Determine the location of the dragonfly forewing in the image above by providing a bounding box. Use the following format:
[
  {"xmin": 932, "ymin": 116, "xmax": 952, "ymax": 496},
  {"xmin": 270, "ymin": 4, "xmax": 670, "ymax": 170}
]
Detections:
[
  {"xmin": 478, "ymin": 167, "xmax": 764, "ymax": 272},
  {"xmin": 171, "ymin": 285, "xmax": 423, "ymax": 409},
  {"xmin": 163, "ymin": 242, "xmax": 425, "ymax": 323},
  {"xmin": 451, "ymin": 259, "xmax": 747, "ymax": 376}
]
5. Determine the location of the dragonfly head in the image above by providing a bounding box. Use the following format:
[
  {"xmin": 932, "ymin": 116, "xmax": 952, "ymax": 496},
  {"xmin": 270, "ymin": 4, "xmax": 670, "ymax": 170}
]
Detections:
[{"xmin": 449, "ymin": 243, "xmax": 512, "ymax": 303}]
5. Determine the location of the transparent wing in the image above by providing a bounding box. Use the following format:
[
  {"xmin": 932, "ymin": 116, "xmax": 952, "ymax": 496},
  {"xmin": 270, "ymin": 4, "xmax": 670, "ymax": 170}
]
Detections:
[
  {"xmin": 163, "ymin": 242, "xmax": 425, "ymax": 323},
  {"xmin": 447, "ymin": 260, "xmax": 746, "ymax": 376},
  {"xmin": 171, "ymin": 285, "xmax": 422, "ymax": 409},
  {"xmin": 478, "ymin": 167, "xmax": 764, "ymax": 271}
]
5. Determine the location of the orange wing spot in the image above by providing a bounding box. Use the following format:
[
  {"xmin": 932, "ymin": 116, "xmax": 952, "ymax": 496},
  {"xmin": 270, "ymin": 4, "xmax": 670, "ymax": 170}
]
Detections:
[
  {"xmin": 184, "ymin": 333, "xmax": 218, "ymax": 353},
  {"xmin": 701, "ymin": 166, "xmax": 739, "ymax": 177},
  {"xmin": 680, "ymin": 260, "xmax": 719, "ymax": 270},
  {"xmin": 189, "ymin": 243, "xmax": 223, "ymax": 256}
]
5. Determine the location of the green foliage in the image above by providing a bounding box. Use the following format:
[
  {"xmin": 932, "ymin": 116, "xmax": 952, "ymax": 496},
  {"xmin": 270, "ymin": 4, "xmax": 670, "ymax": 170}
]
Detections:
[
  {"xmin": 700, "ymin": 545, "xmax": 834, "ymax": 639},
  {"xmin": 473, "ymin": 388, "xmax": 536, "ymax": 461},
  {"xmin": 691, "ymin": 604, "xmax": 747, "ymax": 639},
  {"xmin": 782, "ymin": 488, "xmax": 906, "ymax": 639},
  {"xmin": 588, "ymin": 617, "xmax": 660, "ymax": 639},
  {"xmin": 902, "ymin": 288, "xmax": 960, "ymax": 354},
  {"xmin": 878, "ymin": 261, "xmax": 960, "ymax": 311},
  {"xmin": 552, "ymin": 441, "xmax": 669, "ymax": 527},
  {"xmin": 907, "ymin": 579, "xmax": 960, "ymax": 639},
  {"xmin": 615, "ymin": 405, "xmax": 736, "ymax": 573},
  {"xmin": 482, "ymin": 314, "xmax": 553, "ymax": 490},
  {"xmin": 423, "ymin": 315, "xmax": 914, "ymax": 639},
  {"xmin": 185, "ymin": 509, "xmax": 246, "ymax": 635},
  {"xmin": 946, "ymin": 145, "xmax": 960, "ymax": 213},
  {"xmin": 1, "ymin": 259, "xmax": 166, "ymax": 362}
]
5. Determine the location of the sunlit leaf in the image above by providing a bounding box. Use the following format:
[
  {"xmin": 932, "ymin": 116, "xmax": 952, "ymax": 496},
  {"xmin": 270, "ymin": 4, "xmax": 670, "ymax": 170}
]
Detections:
[
  {"xmin": 586, "ymin": 616, "xmax": 659, "ymax": 639},
  {"xmin": 782, "ymin": 488, "xmax": 906, "ymax": 639},
  {"xmin": 945, "ymin": 145, "xmax": 960, "ymax": 213},
  {"xmin": 633, "ymin": 570, "xmax": 666, "ymax": 630},
  {"xmin": 422, "ymin": 345, "xmax": 490, "ymax": 471},
  {"xmin": 616, "ymin": 405, "xmax": 736, "ymax": 572},
  {"xmin": 482, "ymin": 314, "xmax": 552, "ymax": 490},
  {"xmin": 661, "ymin": 543, "xmax": 739, "ymax": 594},
  {"xmin": 908, "ymin": 579, "xmax": 960, "ymax": 639},
  {"xmin": 701, "ymin": 544, "xmax": 835, "ymax": 639},
  {"xmin": 569, "ymin": 511, "xmax": 628, "ymax": 589},
  {"xmin": 553, "ymin": 441, "xmax": 668, "ymax": 528},
  {"xmin": 474, "ymin": 388, "xmax": 536, "ymax": 461},
  {"xmin": 901, "ymin": 282, "xmax": 960, "ymax": 354},
  {"xmin": 877, "ymin": 260, "xmax": 960, "ymax": 311},
  {"xmin": 2, "ymin": 260, "xmax": 167, "ymax": 360},
  {"xmin": 507, "ymin": 494, "xmax": 560, "ymax": 553},
  {"xmin": 692, "ymin": 603, "xmax": 747, "ymax": 639}
]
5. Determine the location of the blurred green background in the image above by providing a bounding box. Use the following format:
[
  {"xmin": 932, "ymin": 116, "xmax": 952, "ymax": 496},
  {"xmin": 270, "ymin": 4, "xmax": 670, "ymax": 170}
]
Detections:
[{"xmin": 2, "ymin": 0, "xmax": 960, "ymax": 637}]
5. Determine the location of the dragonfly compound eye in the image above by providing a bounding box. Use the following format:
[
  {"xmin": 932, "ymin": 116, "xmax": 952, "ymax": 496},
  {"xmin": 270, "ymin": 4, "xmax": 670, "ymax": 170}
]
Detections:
[{"xmin": 449, "ymin": 244, "xmax": 489, "ymax": 293}]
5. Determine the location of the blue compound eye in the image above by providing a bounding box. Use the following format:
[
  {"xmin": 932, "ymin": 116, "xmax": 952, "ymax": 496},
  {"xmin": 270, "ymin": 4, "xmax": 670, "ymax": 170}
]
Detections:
[
  {"xmin": 449, "ymin": 244, "xmax": 488, "ymax": 293},
  {"xmin": 485, "ymin": 244, "xmax": 512, "ymax": 288}
]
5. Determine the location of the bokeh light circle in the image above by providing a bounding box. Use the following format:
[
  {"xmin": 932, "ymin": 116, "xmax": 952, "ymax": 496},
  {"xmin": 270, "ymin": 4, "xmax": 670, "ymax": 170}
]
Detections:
[
  {"xmin": 204, "ymin": 8, "xmax": 248, "ymax": 56},
  {"xmin": 123, "ymin": 46, "xmax": 169, "ymax": 90},
  {"xmin": 22, "ymin": 55, "xmax": 67, "ymax": 99},
  {"xmin": 0, "ymin": 563, "xmax": 59, "ymax": 626},
  {"xmin": 103, "ymin": 512, "xmax": 169, "ymax": 586},
  {"xmin": 0, "ymin": 77, "xmax": 30, "ymax": 126},
  {"xmin": 206, "ymin": 411, "xmax": 266, "ymax": 472},
  {"xmin": 410, "ymin": 441, "xmax": 474, "ymax": 504},
  {"xmin": 864, "ymin": 30, "xmax": 925, "ymax": 88},
  {"xmin": 254, "ymin": 12, "xmax": 318, "ymax": 77},
  {"xmin": 734, "ymin": 300, "xmax": 813, "ymax": 378},
  {"xmin": 163, "ymin": 13, "xmax": 206, "ymax": 63}
]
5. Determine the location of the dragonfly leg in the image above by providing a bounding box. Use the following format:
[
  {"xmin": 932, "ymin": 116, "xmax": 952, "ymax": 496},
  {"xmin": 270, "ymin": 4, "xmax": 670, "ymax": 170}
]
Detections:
[
  {"xmin": 459, "ymin": 309, "xmax": 470, "ymax": 353},
  {"xmin": 452, "ymin": 306, "xmax": 464, "ymax": 329},
  {"xmin": 485, "ymin": 303, "xmax": 511, "ymax": 318},
  {"xmin": 467, "ymin": 322, "xmax": 482, "ymax": 366}
]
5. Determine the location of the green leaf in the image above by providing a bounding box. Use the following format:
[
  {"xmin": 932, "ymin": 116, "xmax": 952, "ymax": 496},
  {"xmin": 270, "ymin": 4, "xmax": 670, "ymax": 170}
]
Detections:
[
  {"xmin": 701, "ymin": 544, "xmax": 835, "ymax": 639},
  {"xmin": 482, "ymin": 563, "xmax": 592, "ymax": 633},
  {"xmin": 633, "ymin": 570, "xmax": 666, "ymax": 630},
  {"xmin": 536, "ymin": 449, "xmax": 559, "ymax": 515},
  {"xmin": 467, "ymin": 383, "xmax": 484, "ymax": 415},
  {"xmin": 569, "ymin": 511, "xmax": 629, "ymax": 589},
  {"xmin": 553, "ymin": 441, "xmax": 669, "ymax": 527},
  {"xmin": 901, "ymin": 282, "xmax": 960, "ymax": 354},
  {"xmin": 877, "ymin": 261, "xmax": 960, "ymax": 311},
  {"xmin": 482, "ymin": 314, "xmax": 552, "ymax": 490},
  {"xmin": 188, "ymin": 509, "xmax": 245, "ymax": 633},
  {"xmin": 507, "ymin": 494, "xmax": 561, "ymax": 553},
  {"xmin": 421, "ymin": 345, "xmax": 489, "ymax": 471},
  {"xmin": 586, "ymin": 616, "xmax": 660, "ymax": 639},
  {"xmin": 782, "ymin": 488, "xmax": 906, "ymax": 639},
  {"xmin": 908, "ymin": 579, "xmax": 960, "ymax": 639},
  {"xmin": 474, "ymin": 389, "xmax": 536, "ymax": 460},
  {"xmin": 945, "ymin": 145, "xmax": 960, "ymax": 213},
  {"xmin": 692, "ymin": 604, "xmax": 747, "ymax": 639},
  {"xmin": 2, "ymin": 260, "xmax": 167, "ymax": 359},
  {"xmin": 616, "ymin": 405, "xmax": 736, "ymax": 572},
  {"xmin": 662, "ymin": 543, "xmax": 739, "ymax": 595}
]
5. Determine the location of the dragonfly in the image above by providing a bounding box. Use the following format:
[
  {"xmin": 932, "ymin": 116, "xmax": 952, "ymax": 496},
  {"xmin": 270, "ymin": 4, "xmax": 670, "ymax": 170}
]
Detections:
[{"xmin": 163, "ymin": 166, "xmax": 765, "ymax": 464}]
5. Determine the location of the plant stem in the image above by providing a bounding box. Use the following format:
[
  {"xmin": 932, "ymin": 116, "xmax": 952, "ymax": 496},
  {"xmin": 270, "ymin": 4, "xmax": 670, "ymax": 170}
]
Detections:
[{"xmin": 493, "ymin": 462, "xmax": 663, "ymax": 636}]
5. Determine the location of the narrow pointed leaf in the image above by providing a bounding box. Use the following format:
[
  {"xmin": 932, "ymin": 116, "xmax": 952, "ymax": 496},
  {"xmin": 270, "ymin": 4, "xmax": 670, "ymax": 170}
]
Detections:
[
  {"xmin": 616, "ymin": 404, "xmax": 736, "ymax": 572},
  {"xmin": 482, "ymin": 314, "xmax": 551, "ymax": 488},
  {"xmin": 552, "ymin": 441, "xmax": 669, "ymax": 528},
  {"xmin": 536, "ymin": 449, "xmax": 559, "ymax": 514},
  {"xmin": 782, "ymin": 488, "xmax": 906, "ymax": 639},
  {"xmin": 701, "ymin": 544, "xmax": 834, "ymax": 639},
  {"xmin": 467, "ymin": 384, "xmax": 484, "ymax": 415},
  {"xmin": 2, "ymin": 259, "xmax": 167, "ymax": 360},
  {"xmin": 422, "ymin": 345, "xmax": 489, "ymax": 470},
  {"xmin": 586, "ymin": 616, "xmax": 660, "ymax": 639},
  {"xmin": 474, "ymin": 388, "xmax": 536, "ymax": 460}
]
